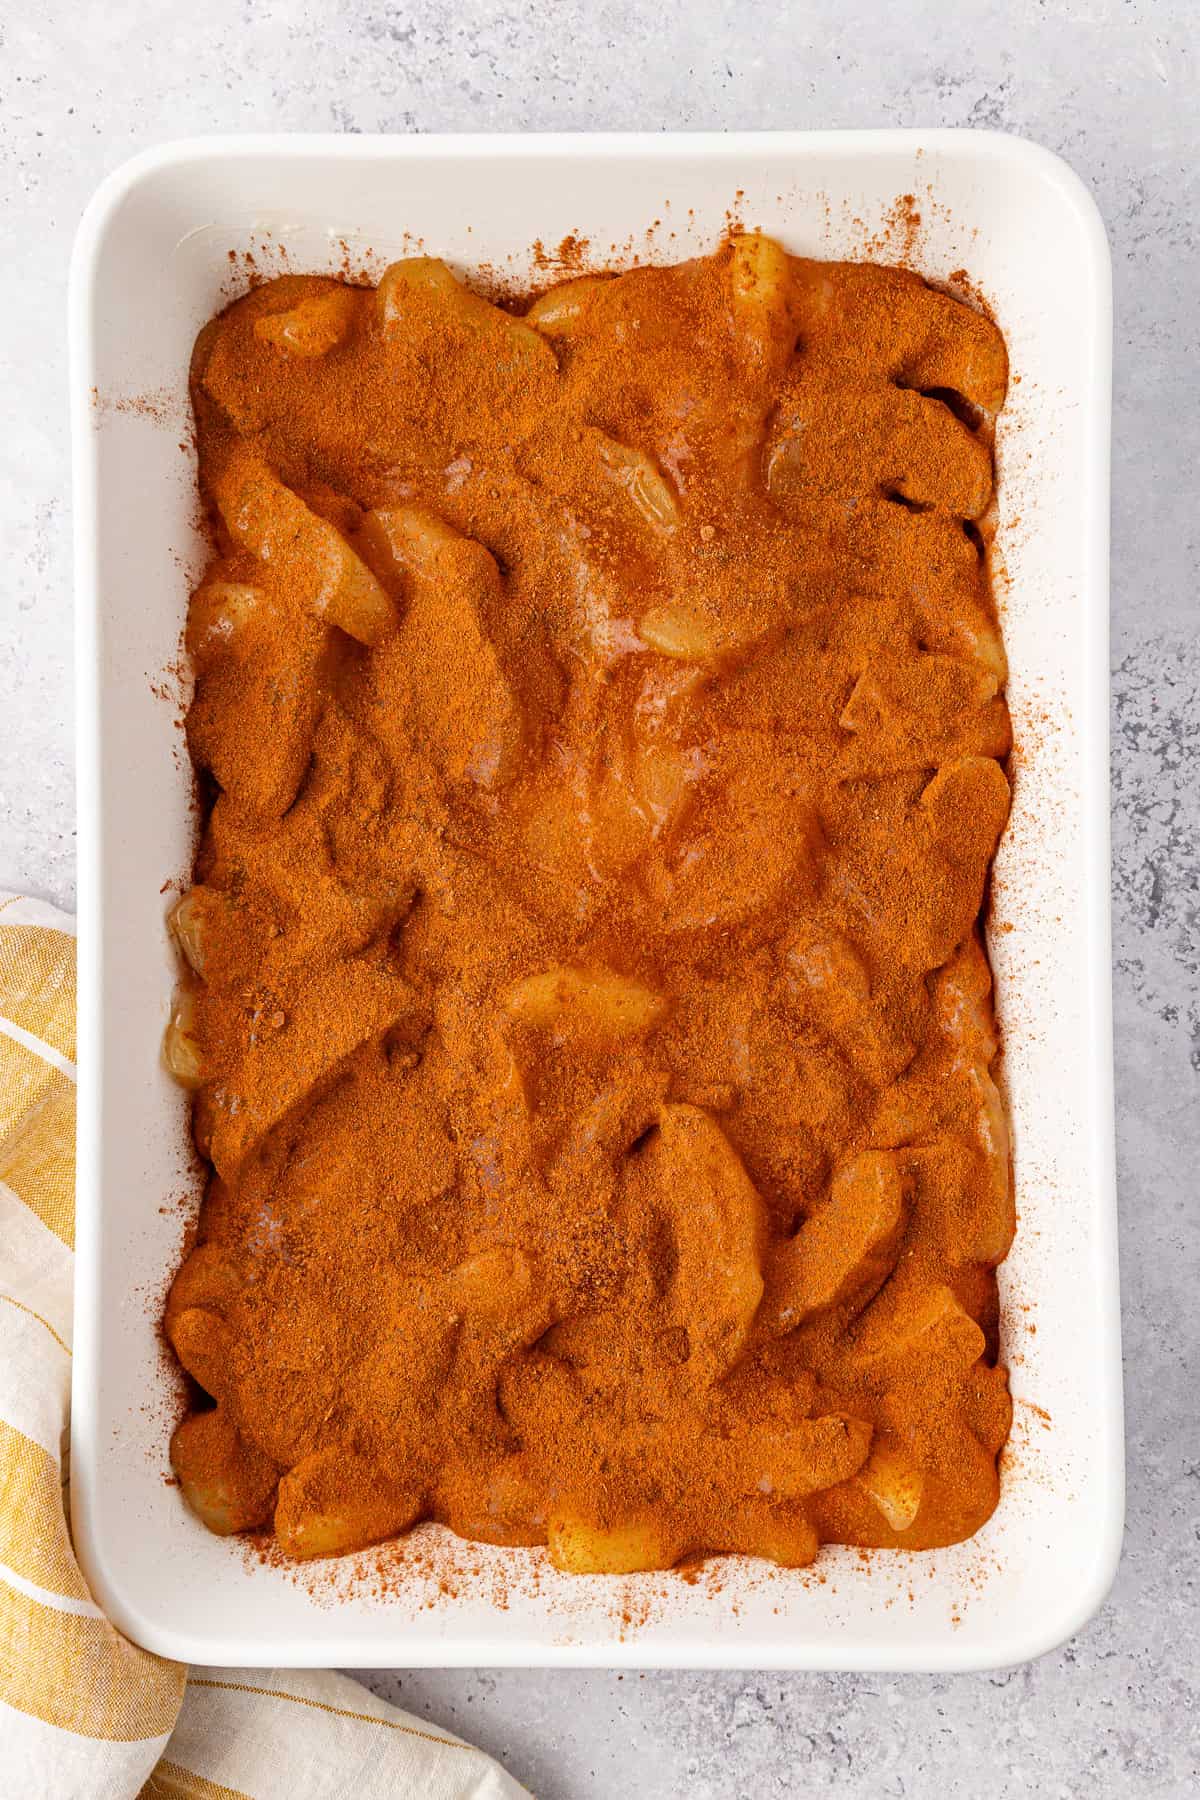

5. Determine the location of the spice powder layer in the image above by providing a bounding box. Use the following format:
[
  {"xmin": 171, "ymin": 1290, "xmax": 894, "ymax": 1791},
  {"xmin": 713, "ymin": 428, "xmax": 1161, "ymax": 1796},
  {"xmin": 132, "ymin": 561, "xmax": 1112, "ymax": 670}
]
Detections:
[{"xmin": 164, "ymin": 237, "xmax": 1015, "ymax": 1573}]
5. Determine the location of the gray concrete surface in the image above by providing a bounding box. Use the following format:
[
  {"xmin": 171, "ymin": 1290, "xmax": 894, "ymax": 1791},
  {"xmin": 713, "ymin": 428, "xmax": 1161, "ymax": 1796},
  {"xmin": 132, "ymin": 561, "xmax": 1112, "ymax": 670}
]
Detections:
[{"xmin": 2, "ymin": 2, "xmax": 1196, "ymax": 1793}]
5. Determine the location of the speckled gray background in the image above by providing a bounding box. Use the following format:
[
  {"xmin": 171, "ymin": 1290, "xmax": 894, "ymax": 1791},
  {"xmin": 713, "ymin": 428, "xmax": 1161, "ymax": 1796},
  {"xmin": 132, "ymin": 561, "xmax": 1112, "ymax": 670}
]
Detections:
[{"xmin": 3, "ymin": 2, "xmax": 1197, "ymax": 1794}]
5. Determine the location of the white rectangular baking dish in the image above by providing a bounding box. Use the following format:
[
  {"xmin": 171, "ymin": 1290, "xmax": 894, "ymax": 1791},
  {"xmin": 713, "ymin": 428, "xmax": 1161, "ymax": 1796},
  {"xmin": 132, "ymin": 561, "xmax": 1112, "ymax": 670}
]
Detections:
[{"xmin": 70, "ymin": 130, "xmax": 1121, "ymax": 1671}]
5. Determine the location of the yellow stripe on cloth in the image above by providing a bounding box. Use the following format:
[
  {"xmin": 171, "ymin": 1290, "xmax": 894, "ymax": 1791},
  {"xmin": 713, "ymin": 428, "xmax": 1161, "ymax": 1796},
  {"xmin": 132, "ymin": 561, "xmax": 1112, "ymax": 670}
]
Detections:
[
  {"xmin": 0, "ymin": 1576, "xmax": 186, "ymax": 1740},
  {"xmin": 0, "ymin": 1181, "xmax": 73, "ymax": 1354},
  {"xmin": 0, "ymin": 1286, "xmax": 71, "ymax": 1361},
  {"xmin": 140, "ymin": 1760, "xmax": 254, "ymax": 1800},
  {"xmin": 0, "ymin": 920, "xmax": 77, "ymax": 1063},
  {"xmin": 186, "ymin": 1677, "xmax": 467, "ymax": 1749},
  {"xmin": 0, "ymin": 1290, "xmax": 69, "ymax": 1354},
  {"xmin": 0, "ymin": 1073, "xmax": 76, "ymax": 1248},
  {"xmin": 0, "ymin": 1032, "xmax": 72, "ymax": 1133},
  {"xmin": 0, "ymin": 1291, "xmax": 72, "ymax": 1468},
  {"xmin": 0, "ymin": 1420, "xmax": 91, "ymax": 1601}
]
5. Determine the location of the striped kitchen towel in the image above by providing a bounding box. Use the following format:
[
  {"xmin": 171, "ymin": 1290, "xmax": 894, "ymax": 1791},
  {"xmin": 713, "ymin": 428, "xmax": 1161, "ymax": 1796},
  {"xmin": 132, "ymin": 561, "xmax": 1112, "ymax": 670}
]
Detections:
[{"xmin": 0, "ymin": 893, "xmax": 527, "ymax": 1799}]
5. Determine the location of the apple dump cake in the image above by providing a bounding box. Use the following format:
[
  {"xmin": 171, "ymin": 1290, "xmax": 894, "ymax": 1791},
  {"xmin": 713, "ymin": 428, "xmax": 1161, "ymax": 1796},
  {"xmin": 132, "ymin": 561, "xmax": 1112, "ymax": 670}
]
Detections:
[{"xmin": 163, "ymin": 234, "xmax": 1013, "ymax": 1571}]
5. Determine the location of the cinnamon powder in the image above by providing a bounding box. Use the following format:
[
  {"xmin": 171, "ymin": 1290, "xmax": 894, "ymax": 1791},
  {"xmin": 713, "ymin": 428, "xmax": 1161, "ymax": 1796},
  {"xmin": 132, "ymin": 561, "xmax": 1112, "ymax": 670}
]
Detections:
[{"xmin": 163, "ymin": 238, "xmax": 1014, "ymax": 1573}]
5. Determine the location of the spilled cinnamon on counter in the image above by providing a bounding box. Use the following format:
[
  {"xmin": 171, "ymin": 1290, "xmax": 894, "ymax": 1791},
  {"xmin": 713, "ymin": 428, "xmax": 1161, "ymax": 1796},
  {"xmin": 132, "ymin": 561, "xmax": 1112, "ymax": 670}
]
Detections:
[{"xmin": 162, "ymin": 236, "xmax": 1014, "ymax": 1574}]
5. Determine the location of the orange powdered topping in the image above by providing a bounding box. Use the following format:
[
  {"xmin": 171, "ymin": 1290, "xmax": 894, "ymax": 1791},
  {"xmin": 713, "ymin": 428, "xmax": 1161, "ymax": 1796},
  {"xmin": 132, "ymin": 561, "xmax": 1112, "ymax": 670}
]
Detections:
[{"xmin": 164, "ymin": 237, "xmax": 1014, "ymax": 1574}]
